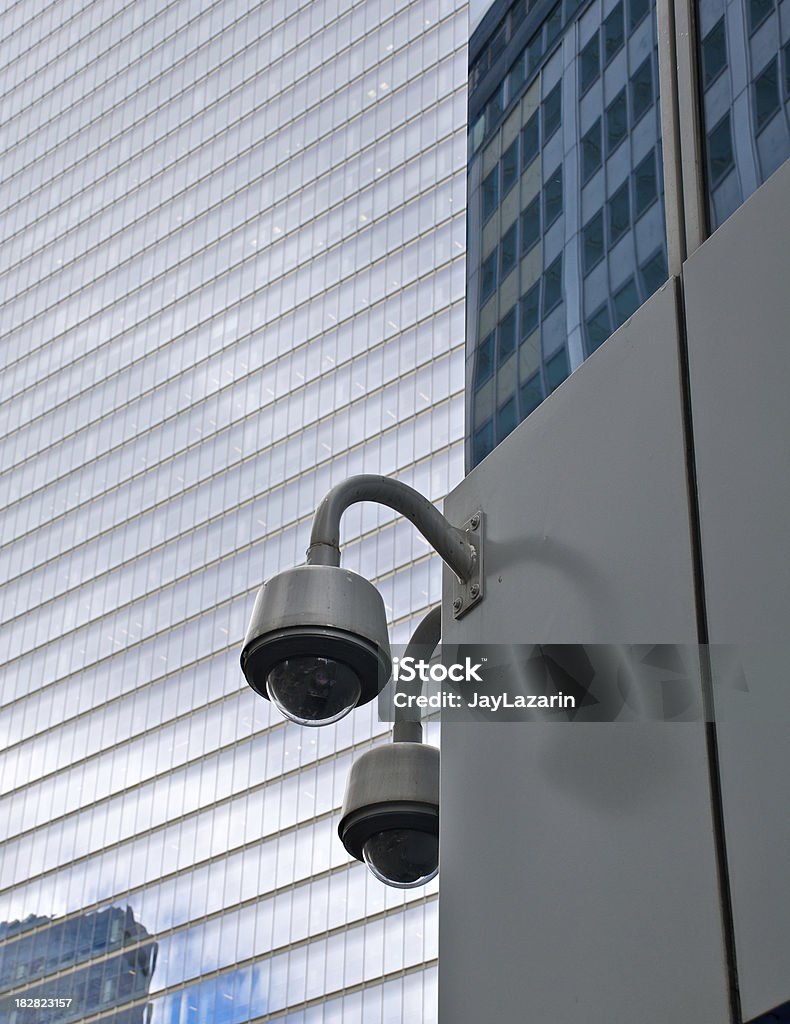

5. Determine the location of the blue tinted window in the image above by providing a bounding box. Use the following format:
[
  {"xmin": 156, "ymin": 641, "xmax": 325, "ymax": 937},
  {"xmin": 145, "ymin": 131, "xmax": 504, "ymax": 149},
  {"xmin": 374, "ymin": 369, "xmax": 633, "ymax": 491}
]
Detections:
[
  {"xmin": 543, "ymin": 83, "xmax": 562, "ymax": 142},
  {"xmin": 543, "ymin": 166, "xmax": 563, "ymax": 227},
  {"xmin": 613, "ymin": 277, "xmax": 639, "ymax": 325},
  {"xmin": 748, "ymin": 0, "xmax": 773, "ymax": 32},
  {"xmin": 521, "ymin": 373, "xmax": 544, "ymax": 415},
  {"xmin": 633, "ymin": 149, "xmax": 658, "ymax": 215},
  {"xmin": 604, "ymin": 3, "xmax": 625, "ymax": 63},
  {"xmin": 606, "ymin": 90, "xmax": 628, "ymax": 153},
  {"xmin": 582, "ymin": 119, "xmax": 603, "ymax": 181},
  {"xmin": 473, "ymin": 419, "xmax": 495, "ymax": 463},
  {"xmin": 580, "ymin": 34, "xmax": 600, "ymax": 94},
  {"xmin": 522, "ymin": 111, "xmax": 540, "ymax": 166},
  {"xmin": 474, "ymin": 332, "xmax": 495, "ymax": 387},
  {"xmin": 483, "ymin": 168, "xmax": 499, "ymax": 221},
  {"xmin": 701, "ymin": 19, "xmax": 727, "ymax": 86},
  {"xmin": 543, "ymin": 256, "xmax": 563, "ymax": 315},
  {"xmin": 527, "ymin": 30, "xmax": 545, "ymax": 74},
  {"xmin": 546, "ymin": 3, "xmax": 563, "ymax": 45},
  {"xmin": 630, "ymin": 57, "xmax": 653, "ymax": 122},
  {"xmin": 707, "ymin": 113, "xmax": 734, "ymax": 186},
  {"xmin": 545, "ymin": 347, "xmax": 569, "ymax": 391},
  {"xmin": 583, "ymin": 209, "xmax": 604, "ymax": 273},
  {"xmin": 754, "ymin": 57, "xmax": 779, "ymax": 131},
  {"xmin": 628, "ymin": 0, "xmax": 650, "ymax": 31},
  {"xmin": 497, "ymin": 395, "xmax": 519, "ymax": 439},
  {"xmin": 501, "ymin": 222, "xmax": 518, "ymax": 278},
  {"xmin": 520, "ymin": 283, "xmax": 541, "ymax": 337},
  {"xmin": 640, "ymin": 249, "xmax": 667, "ymax": 296},
  {"xmin": 498, "ymin": 307, "xmax": 518, "ymax": 364},
  {"xmin": 502, "ymin": 140, "xmax": 519, "ymax": 196},
  {"xmin": 521, "ymin": 196, "xmax": 541, "ymax": 253},
  {"xmin": 608, "ymin": 181, "xmax": 630, "ymax": 245},
  {"xmin": 481, "ymin": 250, "xmax": 498, "ymax": 304},
  {"xmin": 586, "ymin": 303, "xmax": 612, "ymax": 352}
]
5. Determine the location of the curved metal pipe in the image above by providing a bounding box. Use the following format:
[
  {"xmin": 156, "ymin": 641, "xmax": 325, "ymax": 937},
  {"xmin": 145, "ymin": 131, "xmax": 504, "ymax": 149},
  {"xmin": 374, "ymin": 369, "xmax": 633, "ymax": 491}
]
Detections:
[
  {"xmin": 393, "ymin": 604, "xmax": 442, "ymax": 744},
  {"xmin": 306, "ymin": 474, "xmax": 477, "ymax": 582}
]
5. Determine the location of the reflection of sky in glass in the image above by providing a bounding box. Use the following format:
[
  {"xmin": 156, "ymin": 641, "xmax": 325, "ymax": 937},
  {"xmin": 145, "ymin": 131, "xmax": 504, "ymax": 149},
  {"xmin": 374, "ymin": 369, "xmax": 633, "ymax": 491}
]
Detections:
[{"xmin": 1, "ymin": 0, "xmax": 461, "ymax": 1015}]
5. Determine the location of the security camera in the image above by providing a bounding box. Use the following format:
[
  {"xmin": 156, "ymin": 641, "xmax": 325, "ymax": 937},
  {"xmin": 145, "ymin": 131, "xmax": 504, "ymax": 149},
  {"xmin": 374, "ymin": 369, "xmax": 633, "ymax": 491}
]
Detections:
[
  {"xmin": 240, "ymin": 564, "xmax": 392, "ymax": 726},
  {"xmin": 339, "ymin": 743, "xmax": 439, "ymax": 888}
]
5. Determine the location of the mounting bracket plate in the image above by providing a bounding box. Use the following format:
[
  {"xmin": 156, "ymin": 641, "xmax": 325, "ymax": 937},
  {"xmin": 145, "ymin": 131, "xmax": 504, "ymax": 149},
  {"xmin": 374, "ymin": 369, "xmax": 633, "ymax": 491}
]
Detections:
[{"xmin": 451, "ymin": 510, "xmax": 484, "ymax": 619}]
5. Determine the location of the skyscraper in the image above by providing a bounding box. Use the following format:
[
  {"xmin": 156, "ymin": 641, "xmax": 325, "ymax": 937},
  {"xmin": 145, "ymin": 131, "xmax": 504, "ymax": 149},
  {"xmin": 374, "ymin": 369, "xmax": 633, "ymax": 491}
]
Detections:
[
  {"xmin": 0, "ymin": 0, "xmax": 467, "ymax": 1019},
  {"xmin": 466, "ymin": 0, "xmax": 668, "ymax": 466},
  {"xmin": 465, "ymin": 0, "xmax": 790, "ymax": 466}
]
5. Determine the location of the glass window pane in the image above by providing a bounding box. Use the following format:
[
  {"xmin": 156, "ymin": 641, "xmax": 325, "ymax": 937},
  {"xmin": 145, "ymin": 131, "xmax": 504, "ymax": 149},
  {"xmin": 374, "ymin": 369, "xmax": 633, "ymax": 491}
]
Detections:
[
  {"xmin": 498, "ymin": 307, "xmax": 517, "ymax": 364},
  {"xmin": 640, "ymin": 249, "xmax": 668, "ymax": 296},
  {"xmin": 582, "ymin": 209, "xmax": 604, "ymax": 273},
  {"xmin": 543, "ymin": 255, "xmax": 563, "ymax": 315},
  {"xmin": 502, "ymin": 140, "xmax": 519, "ymax": 196},
  {"xmin": 582, "ymin": 119, "xmax": 602, "ymax": 181},
  {"xmin": 784, "ymin": 42, "xmax": 790, "ymax": 97},
  {"xmin": 527, "ymin": 30, "xmax": 545, "ymax": 74},
  {"xmin": 701, "ymin": 19, "xmax": 727, "ymax": 86},
  {"xmin": 608, "ymin": 181, "xmax": 630, "ymax": 245},
  {"xmin": 748, "ymin": 0, "xmax": 773, "ymax": 32},
  {"xmin": 520, "ymin": 373, "xmax": 543, "ymax": 415},
  {"xmin": 474, "ymin": 332, "xmax": 495, "ymax": 387},
  {"xmin": 521, "ymin": 196, "xmax": 541, "ymax": 253},
  {"xmin": 501, "ymin": 222, "xmax": 518, "ymax": 278},
  {"xmin": 508, "ymin": 55, "xmax": 526, "ymax": 99},
  {"xmin": 586, "ymin": 303, "xmax": 612, "ymax": 352},
  {"xmin": 630, "ymin": 57, "xmax": 653, "ymax": 122},
  {"xmin": 497, "ymin": 395, "xmax": 518, "ymax": 439},
  {"xmin": 522, "ymin": 111, "xmax": 540, "ymax": 166},
  {"xmin": 486, "ymin": 84, "xmax": 504, "ymax": 132},
  {"xmin": 543, "ymin": 166, "xmax": 563, "ymax": 227},
  {"xmin": 606, "ymin": 90, "xmax": 628, "ymax": 153},
  {"xmin": 480, "ymin": 250, "xmax": 498, "ymax": 304},
  {"xmin": 613, "ymin": 276, "xmax": 640, "ymax": 325},
  {"xmin": 546, "ymin": 2, "xmax": 563, "ymax": 45},
  {"xmin": 482, "ymin": 168, "xmax": 499, "ymax": 221},
  {"xmin": 473, "ymin": 419, "xmax": 494, "ymax": 463},
  {"xmin": 633, "ymin": 148, "xmax": 658, "ymax": 215},
  {"xmin": 753, "ymin": 58, "xmax": 779, "ymax": 131},
  {"xmin": 520, "ymin": 282, "xmax": 541, "ymax": 337},
  {"xmin": 545, "ymin": 347, "xmax": 569, "ymax": 391},
  {"xmin": 707, "ymin": 113, "xmax": 734, "ymax": 187},
  {"xmin": 542, "ymin": 83, "xmax": 562, "ymax": 142},
  {"xmin": 628, "ymin": 0, "xmax": 650, "ymax": 30},
  {"xmin": 580, "ymin": 34, "xmax": 600, "ymax": 94},
  {"xmin": 604, "ymin": 3, "xmax": 625, "ymax": 63}
]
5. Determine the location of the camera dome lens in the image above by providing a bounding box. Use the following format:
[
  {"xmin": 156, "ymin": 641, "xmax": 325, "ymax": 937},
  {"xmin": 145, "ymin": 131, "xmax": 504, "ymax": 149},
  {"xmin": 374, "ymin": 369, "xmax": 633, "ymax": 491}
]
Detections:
[
  {"xmin": 362, "ymin": 828, "xmax": 439, "ymax": 888},
  {"xmin": 266, "ymin": 656, "xmax": 362, "ymax": 726}
]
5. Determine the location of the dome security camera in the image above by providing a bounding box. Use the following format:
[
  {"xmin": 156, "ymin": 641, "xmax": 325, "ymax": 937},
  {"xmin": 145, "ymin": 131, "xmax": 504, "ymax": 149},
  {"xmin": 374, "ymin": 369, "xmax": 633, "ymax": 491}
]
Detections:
[
  {"xmin": 240, "ymin": 565, "xmax": 392, "ymax": 727},
  {"xmin": 339, "ymin": 743, "xmax": 439, "ymax": 888}
]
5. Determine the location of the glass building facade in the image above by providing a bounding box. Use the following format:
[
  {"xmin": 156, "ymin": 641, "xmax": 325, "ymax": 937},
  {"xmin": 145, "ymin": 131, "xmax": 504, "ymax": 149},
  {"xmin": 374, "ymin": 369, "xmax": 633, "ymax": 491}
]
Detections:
[
  {"xmin": 467, "ymin": 0, "xmax": 668, "ymax": 466},
  {"xmin": 465, "ymin": 0, "xmax": 790, "ymax": 466},
  {"xmin": 0, "ymin": 0, "xmax": 466, "ymax": 1019}
]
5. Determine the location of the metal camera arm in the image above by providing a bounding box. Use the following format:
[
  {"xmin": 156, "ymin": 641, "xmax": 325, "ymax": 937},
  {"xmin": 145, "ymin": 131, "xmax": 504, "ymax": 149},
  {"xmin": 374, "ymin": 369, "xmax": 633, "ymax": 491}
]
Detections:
[
  {"xmin": 393, "ymin": 604, "xmax": 442, "ymax": 744},
  {"xmin": 306, "ymin": 474, "xmax": 477, "ymax": 581}
]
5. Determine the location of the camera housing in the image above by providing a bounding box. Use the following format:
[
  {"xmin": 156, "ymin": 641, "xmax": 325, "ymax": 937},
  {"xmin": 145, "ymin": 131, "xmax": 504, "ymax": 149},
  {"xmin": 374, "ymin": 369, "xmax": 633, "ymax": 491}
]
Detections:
[
  {"xmin": 240, "ymin": 565, "xmax": 392, "ymax": 726},
  {"xmin": 338, "ymin": 743, "xmax": 440, "ymax": 888}
]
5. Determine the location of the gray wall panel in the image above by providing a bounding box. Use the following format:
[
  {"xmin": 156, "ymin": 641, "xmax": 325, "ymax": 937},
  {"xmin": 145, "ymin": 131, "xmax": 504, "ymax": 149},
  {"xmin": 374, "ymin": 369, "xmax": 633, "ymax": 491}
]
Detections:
[
  {"xmin": 439, "ymin": 282, "xmax": 731, "ymax": 1023},
  {"xmin": 684, "ymin": 157, "xmax": 790, "ymax": 1019}
]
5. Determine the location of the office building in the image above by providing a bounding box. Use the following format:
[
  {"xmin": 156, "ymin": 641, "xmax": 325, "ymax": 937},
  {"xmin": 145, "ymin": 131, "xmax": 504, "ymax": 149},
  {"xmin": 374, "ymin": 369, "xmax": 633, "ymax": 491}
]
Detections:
[
  {"xmin": 465, "ymin": 0, "xmax": 790, "ymax": 465},
  {"xmin": 0, "ymin": 908, "xmax": 157, "ymax": 1024},
  {"xmin": 0, "ymin": 0, "xmax": 466, "ymax": 1019}
]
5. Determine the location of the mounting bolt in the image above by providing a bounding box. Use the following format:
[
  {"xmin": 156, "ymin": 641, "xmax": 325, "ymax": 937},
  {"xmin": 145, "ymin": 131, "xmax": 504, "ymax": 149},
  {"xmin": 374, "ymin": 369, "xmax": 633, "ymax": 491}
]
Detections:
[
  {"xmin": 470, "ymin": 583, "xmax": 480, "ymax": 599},
  {"xmin": 469, "ymin": 514, "xmax": 480, "ymax": 531},
  {"xmin": 452, "ymin": 597, "xmax": 463, "ymax": 612}
]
